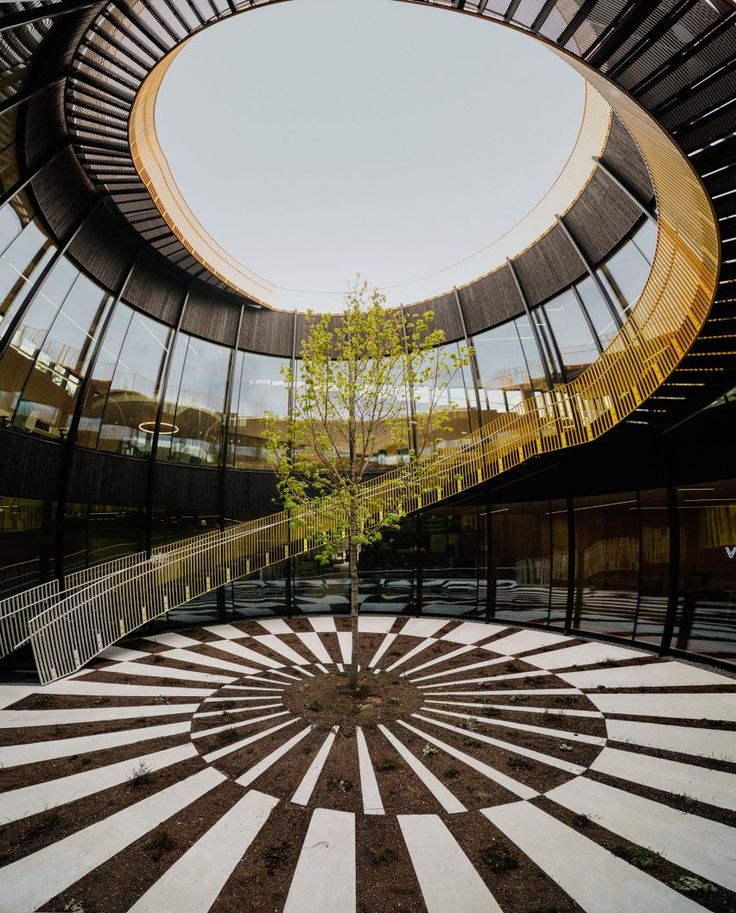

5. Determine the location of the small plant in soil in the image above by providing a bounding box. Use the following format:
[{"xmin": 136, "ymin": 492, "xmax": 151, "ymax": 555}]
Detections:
[
  {"xmin": 63, "ymin": 899, "xmax": 95, "ymax": 913},
  {"xmin": 32, "ymin": 693, "xmax": 51, "ymax": 705},
  {"xmin": 145, "ymin": 829, "xmax": 177, "ymax": 861},
  {"xmin": 376, "ymin": 755, "xmax": 399, "ymax": 771},
  {"xmin": 572, "ymin": 813, "xmax": 590, "ymax": 829},
  {"xmin": 217, "ymin": 728, "xmax": 239, "ymax": 744},
  {"xmin": 151, "ymin": 654, "xmax": 163, "ymax": 664},
  {"xmin": 21, "ymin": 813, "xmax": 60, "ymax": 844},
  {"xmin": 671, "ymin": 875, "xmax": 718, "ymax": 895},
  {"xmin": 507, "ymin": 756, "xmax": 534, "ymax": 771},
  {"xmin": 94, "ymin": 696, "xmax": 110, "ymax": 705},
  {"xmin": 128, "ymin": 760, "xmax": 153, "ymax": 788},
  {"xmin": 264, "ymin": 840, "xmax": 290, "ymax": 876},
  {"xmin": 612, "ymin": 845, "xmax": 660, "ymax": 870},
  {"xmin": 78, "ymin": 755, "xmax": 92, "ymax": 767},
  {"xmin": 463, "ymin": 738, "xmax": 482, "ymax": 748},
  {"xmin": 558, "ymin": 743, "xmax": 574, "ymax": 752},
  {"xmin": 443, "ymin": 767, "xmax": 460, "ymax": 779},
  {"xmin": 329, "ymin": 778, "xmax": 353, "ymax": 792},
  {"xmin": 372, "ymin": 847, "xmax": 395, "ymax": 865},
  {"xmin": 422, "ymin": 744, "xmax": 438, "ymax": 758},
  {"xmin": 305, "ymin": 700, "xmax": 322, "ymax": 712},
  {"xmin": 479, "ymin": 841, "xmax": 519, "ymax": 875},
  {"xmin": 220, "ymin": 711, "xmax": 236, "ymax": 723}
]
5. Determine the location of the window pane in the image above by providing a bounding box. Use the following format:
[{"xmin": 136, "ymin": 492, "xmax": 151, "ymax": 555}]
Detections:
[
  {"xmin": 473, "ymin": 321, "xmax": 532, "ymax": 421},
  {"xmin": 576, "ymin": 275, "xmax": 618, "ymax": 347},
  {"xmin": 597, "ymin": 237, "xmax": 652, "ymax": 316},
  {"xmin": 0, "ymin": 221, "xmax": 54, "ymax": 341},
  {"xmin": 162, "ymin": 334, "xmax": 230, "ymax": 466},
  {"xmin": 492, "ymin": 500, "xmax": 551, "ymax": 623},
  {"xmin": 543, "ymin": 289, "xmax": 599, "ymax": 378},
  {"xmin": 230, "ymin": 352, "xmax": 289, "ymax": 469},
  {"xmin": 515, "ymin": 315, "xmax": 548, "ymax": 391},
  {"xmin": 96, "ymin": 309, "xmax": 171, "ymax": 456},
  {"xmin": 11, "ymin": 270, "xmax": 112, "ymax": 437}
]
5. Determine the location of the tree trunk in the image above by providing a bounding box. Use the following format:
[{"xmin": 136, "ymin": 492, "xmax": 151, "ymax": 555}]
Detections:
[{"xmin": 349, "ymin": 513, "xmax": 359, "ymax": 691}]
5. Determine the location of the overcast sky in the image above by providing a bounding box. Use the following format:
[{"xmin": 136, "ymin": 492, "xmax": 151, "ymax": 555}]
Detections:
[{"xmin": 157, "ymin": 0, "xmax": 585, "ymax": 311}]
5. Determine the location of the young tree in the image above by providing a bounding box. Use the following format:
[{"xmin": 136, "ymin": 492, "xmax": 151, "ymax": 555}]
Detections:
[{"xmin": 264, "ymin": 280, "xmax": 470, "ymax": 691}]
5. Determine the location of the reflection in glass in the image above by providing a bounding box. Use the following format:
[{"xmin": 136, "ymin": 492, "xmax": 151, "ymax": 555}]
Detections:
[
  {"xmin": 473, "ymin": 321, "xmax": 532, "ymax": 420},
  {"xmin": 543, "ymin": 289, "xmax": 600, "ymax": 378},
  {"xmin": 598, "ymin": 236, "xmax": 652, "ymax": 317},
  {"xmin": 676, "ymin": 480, "xmax": 736, "ymax": 661},
  {"xmin": 492, "ymin": 501, "xmax": 551, "ymax": 623},
  {"xmin": 229, "ymin": 351, "xmax": 290, "ymax": 469},
  {"xmin": 0, "ymin": 220, "xmax": 54, "ymax": 342},
  {"xmin": 635, "ymin": 488, "xmax": 668, "ymax": 646},
  {"xmin": 573, "ymin": 493, "xmax": 639, "ymax": 638},
  {"xmin": 157, "ymin": 333, "xmax": 230, "ymax": 465},
  {"xmin": 95, "ymin": 307, "xmax": 171, "ymax": 456}
]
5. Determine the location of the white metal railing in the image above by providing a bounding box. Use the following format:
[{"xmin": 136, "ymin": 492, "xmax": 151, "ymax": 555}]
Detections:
[{"xmin": 0, "ymin": 579, "xmax": 59, "ymax": 657}]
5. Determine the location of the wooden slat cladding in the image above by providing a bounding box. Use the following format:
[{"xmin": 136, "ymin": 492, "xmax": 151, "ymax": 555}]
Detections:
[
  {"xmin": 600, "ymin": 116, "xmax": 654, "ymax": 204},
  {"xmin": 241, "ymin": 307, "xmax": 295, "ymax": 358},
  {"xmin": 123, "ymin": 252, "xmax": 184, "ymax": 325},
  {"xmin": 67, "ymin": 204, "xmax": 138, "ymax": 292},
  {"xmin": 0, "ymin": 430, "xmax": 62, "ymax": 500},
  {"xmin": 152, "ymin": 462, "xmax": 221, "ymax": 512},
  {"xmin": 458, "ymin": 266, "xmax": 524, "ymax": 336},
  {"xmin": 29, "ymin": 147, "xmax": 94, "ymax": 239},
  {"xmin": 513, "ymin": 223, "xmax": 585, "ymax": 306},
  {"xmin": 67, "ymin": 449, "xmax": 148, "ymax": 507},
  {"xmin": 563, "ymin": 170, "xmax": 641, "ymax": 265},
  {"xmin": 181, "ymin": 284, "xmax": 241, "ymax": 346}
]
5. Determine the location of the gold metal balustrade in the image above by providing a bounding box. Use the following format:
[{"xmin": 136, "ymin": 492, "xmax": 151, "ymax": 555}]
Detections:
[{"xmin": 13, "ymin": 49, "xmax": 719, "ymax": 683}]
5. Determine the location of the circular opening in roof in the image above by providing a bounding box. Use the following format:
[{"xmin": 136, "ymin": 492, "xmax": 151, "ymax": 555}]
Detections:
[{"xmin": 155, "ymin": 0, "xmax": 588, "ymax": 311}]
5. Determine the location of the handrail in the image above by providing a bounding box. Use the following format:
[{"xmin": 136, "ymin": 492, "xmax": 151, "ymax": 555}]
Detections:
[{"xmin": 20, "ymin": 56, "xmax": 719, "ymax": 683}]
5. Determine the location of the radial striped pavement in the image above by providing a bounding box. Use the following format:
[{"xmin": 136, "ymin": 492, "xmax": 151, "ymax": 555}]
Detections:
[{"xmin": 0, "ymin": 615, "xmax": 734, "ymax": 913}]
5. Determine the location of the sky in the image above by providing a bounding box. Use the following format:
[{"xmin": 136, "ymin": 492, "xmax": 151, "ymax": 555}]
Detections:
[{"xmin": 157, "ymin": 0, "xmax": 586, "ymax": 311}]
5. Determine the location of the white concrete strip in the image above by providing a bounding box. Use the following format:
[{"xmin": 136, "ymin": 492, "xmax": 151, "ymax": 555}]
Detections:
[
  {"xmin": 203, "ymin": 718, "xmax": 300, "ymax": 763},
  {"xmin": 403, "ymin": 644, "xmax": 476, "ymax": 676},
  {"xmin": 206, "ymin": 639, "xmax": 284, "ymax": 668},
  {"xmin": 397, "ymin": 720, "xmax": 537, "ymax": 800},
  {"xmin": 236, "ymin": 726, "xmax": 313, "ymax": 788},
  {"xmin": 358, "ymin": 616, "xmax": 395, "ymax": 633},
  {"xmin": 523, "ymin": 641, "xmax": 649, "ymax": 670},
  {"xmin": 483, "ymin": 801, "xmax": 705, "ymax": 913},
  {"xmin": 442, "ymin": 621, "xmax": 506, "ymax": 645},
  {"xmin": 368, "ymin": 633, "xmax": 397, "ymax": 667},
  {"xmin": 401, "ymin": 618, "xmax": 449, "ymax": 638},
  {"xmin": 308, "ymin": 616, "xmax": 337, "ymax": 633},
  {"xmin": 269, "ymin": 669, "xmax": 302, "ymax": 681},
  {"xmin": 0, "ymin": 743, "xmax": 197, "ymax": 823},
  {"xmin": 425, "ymin": 700, "xmax": 602, "ymax": 718},
  {"xmin": 427, "ymin": 688, "xmax": 579, "ymax": 697},
  {"xmin": 420, "ymin": 670, "xmax": 550, "ymax": 689},
  {"xmin": 409, "ymin": 656, "xmax": 510, "ymax": 682},
  {"xmin": 158, "ymin": 647, "xmax": 258, "ymax": 676},
  {"xmin": 0, "ymin": 703, "xmax": 198, "ymax": 729},
  {"xmin": 355, "ymin": 727, "xmax": 384, "ymax": 814},
  {"xmin": 423, "ymin": 706, "xmax": 605, "ymax": 745},
  {"xmin": 606, "ymin": 718, "xmax": 736, "ymax": 762},
  {"xmin": 548, "ymin": 776, "xmax": 736, "ymax": 891},
  {"xmin": 251, "ymin": 634, "xmax": 309, "ymax": 665},
  {"xmin": 336, "ymin": 631, "xmax": 353, "ymax": 665},
  {"xmin": 241, "ymin": 674, "xmax": 293, "ymax": 686},
  {"xmin": 0, "ymin": 767, "xmax": 226, "ymax": 913},
  {"xmin": 203, "ymin": 695, "xmax": 279, "ymax": 703},
  {"xmin": 128, "ymin": 789, "xmax": 279, "ymax": 913},
  {"xmin": 561, "ymin": 661, "xmax": 735, "ymax": 690},
  {"xmin": 0, "ymin": 685, "xmax": 37, "ymax": 710},
  {"xmin": 43, "ymin": 680, "xmax": 214, "ymax": 698},
  {"xmin": 591, "ymin": 747, "xmax": 736, "ymax": 810},
  {"xmin": 223, "ymin": 683, "xmax": 284, "ymax": 692},
  {"xmin": 385, "ymin": 638, "xmax": 437, "ymax": 672},
  {"xmin": 378, "ymin": 724, "xmax": 466, "ymax": 813},
  {"xmin": 316, "ymin": 663, "xmax": 329, "ymax": 674},
  {"xmin": 399, "ymin": 814, "xmax": 502, "ymax": 913},
  {"xmin": 202, "ymin": 623, "xmax": 248, "ymax": 640},
  {"xmin": 193, "ymin": 703, "xmax": 283, "ymax": 719},
  {"xmin": 99, "ymin": 646, "xmax": 150, "ymax": 661},
  {"xmin": 0, "ymin": 721, "xmax": 191, "ymax": 768},
  {"xmin": 143, "ymin": 632, "xmax": 201, "ymax": 648},
  {"xmin": 191, "ymin": 710, "xmax": 291, "ymax": 740},
  {"xmin": 101, "ymin": 661, "xmax": 234, "ymax": 685},
  {"xmin": 283, "ymin": 808, "xmax": 355, "ymax": 913},
  {"xmin": 295, "ymin": 631, "xmax": 333, "ymax": 664},
  {"xmin": 256, "ymin": 618, "xmax": 293, "ymax": 635},
  {"xmin": 413, "ymin": 713, "xmax": 585, "ymax": 775},
  {"xmin": 484, "ymin": 630, "xmax": 571, "ymax": 655},
  {"xmin": 292, "ymin": 726, "xmax": 338, "ymax": 806}
]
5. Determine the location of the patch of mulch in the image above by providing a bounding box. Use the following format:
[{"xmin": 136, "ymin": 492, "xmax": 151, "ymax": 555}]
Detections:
[
  {"xmin": 356, "ymin": 815, "xmax": 426, "ymax": 913},
  {"xmin": 7, "ymin": 693, "xmax": 197, "ymax": 712}
]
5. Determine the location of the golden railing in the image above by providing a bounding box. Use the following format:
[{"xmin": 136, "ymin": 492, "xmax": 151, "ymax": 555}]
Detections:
[{"xmin": 23, "ymin": 50, "xmax": 719, "ymax": 683}]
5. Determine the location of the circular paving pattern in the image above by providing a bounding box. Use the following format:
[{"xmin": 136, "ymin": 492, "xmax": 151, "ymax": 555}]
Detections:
[{"xmin": 0, "ymin": 615, "xmax": 734, "ymax": 913}]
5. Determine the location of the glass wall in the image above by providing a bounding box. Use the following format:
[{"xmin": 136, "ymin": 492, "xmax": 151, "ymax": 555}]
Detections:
[
  {"xmin": 543, "ymin": 289, "xmax": 600, "ymax": 379},
  {"xmin": 0, "ymin": 496, "xmax": 55, "ymax": 598},
  {"xmin": 675, "ymin": 479, "xmax": 736, "ymax": 661},
  {"xmin": 473, "ymin": 319, "xmax": 533, "ymax": 421},
  {"xmin": 156, "ymin": 333, "xmax": 230, "ymax": 465},
  {"xmin": 491, "ymin": 500, "xmax": 551, "ymax": 623},
  {"xmin": 228, "ymin": 351, "xmax": 290, "ymax": 469}
]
